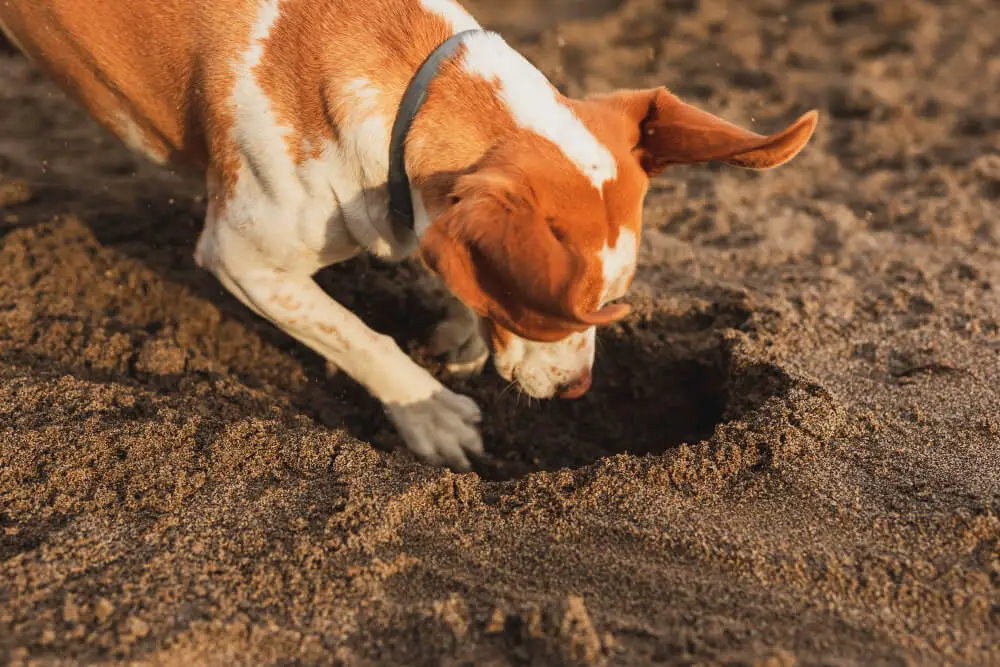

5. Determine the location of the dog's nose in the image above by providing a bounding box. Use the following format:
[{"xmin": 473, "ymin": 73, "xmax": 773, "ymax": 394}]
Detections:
[{"xmin": 557, "ymin": 369, "xmax": 592, "ymax": 399}]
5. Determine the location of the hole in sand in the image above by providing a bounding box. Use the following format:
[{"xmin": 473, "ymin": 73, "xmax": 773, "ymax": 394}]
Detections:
[
  {"xmin": 456, "ymin": 305, "xmax": 760, "ymax": 480},
  {"xmin": 301, "ymin": 267, "xmax": 801, "ymax": 482}
]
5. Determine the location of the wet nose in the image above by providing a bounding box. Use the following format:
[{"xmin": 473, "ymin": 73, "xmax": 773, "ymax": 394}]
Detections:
[{"xmin": 557, "ymin": 368, "xmax": 592, "ymax": 399}]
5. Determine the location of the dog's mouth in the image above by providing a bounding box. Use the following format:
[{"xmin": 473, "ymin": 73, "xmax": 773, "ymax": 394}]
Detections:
[
  {"xmin": 487, "ymin": 321, "xmax": 597, "ymax": 400},
  {"xmin": 496, "ymin": 361, "xmax": 593, "ymax": 400}
]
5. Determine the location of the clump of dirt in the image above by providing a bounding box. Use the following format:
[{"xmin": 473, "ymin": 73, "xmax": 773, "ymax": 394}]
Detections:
[{"xmin": 2, "ymin": 1, "xmax": 1000, "ymax": 665}]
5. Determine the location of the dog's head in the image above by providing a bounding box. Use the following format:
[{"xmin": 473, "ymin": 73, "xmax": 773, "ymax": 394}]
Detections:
[{"xmin": 421, "ymin": 87, "xmax": 817, "ymax": 399}]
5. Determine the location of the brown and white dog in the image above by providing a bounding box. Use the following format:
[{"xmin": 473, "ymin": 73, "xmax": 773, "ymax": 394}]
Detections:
[{"xmin": 0, "ymin": 0, "xmax": 817, "ymax": 470}]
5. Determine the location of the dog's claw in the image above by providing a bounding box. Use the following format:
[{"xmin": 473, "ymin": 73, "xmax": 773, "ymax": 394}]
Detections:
[{"xmin": 387, "ymin": 389, "xmax": 484, "ymax": 471}]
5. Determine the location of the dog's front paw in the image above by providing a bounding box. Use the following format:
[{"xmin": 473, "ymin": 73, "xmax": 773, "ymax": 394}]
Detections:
[
  {"xmin": 386, "ymin": 389, "xmax": 484, "ymax": 471},
  {"xmin": 425, "ymin": 303, "xmax": 489, "ymax": 378}
]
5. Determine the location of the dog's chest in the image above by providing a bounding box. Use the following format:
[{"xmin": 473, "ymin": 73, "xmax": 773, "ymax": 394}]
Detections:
[{"xmin": 220, "ymin": 126, "xmax": 410, "ymax": 271}]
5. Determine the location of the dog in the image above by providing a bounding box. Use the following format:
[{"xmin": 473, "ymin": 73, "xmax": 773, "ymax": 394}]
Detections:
[{"xmin": 0, "ymin": 0, "xmax": 817, "ymax": 470}]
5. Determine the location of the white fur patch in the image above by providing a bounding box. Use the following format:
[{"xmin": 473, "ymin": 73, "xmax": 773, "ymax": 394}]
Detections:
[
  {"xmin": 600, "ymin": 227, "xmax": 639, "ymax": 301},
  {"xmin": 230, "ymin": 0, "xmax": 298, "ymax": 203},
  {"xmin": 343, "ymin": 77, "xmax": 381, "ymax": 107},
  {"xmin": 493, "ymin": 329, "xmax": 596, "ymax": 399},
  {"xmin": 334, "ymin": 77, "xmax": 404, "ymax": 258},
  {"xmin": 461, "ymin": 32, "xmax": 617, "ymax": 192},
  {"xmin": 112, "ymin": 110, "xmax": 168, "ymax": 165},
  {"xmin": 419, "ymin": 0, "xmax": 481, "ymax": 32}
]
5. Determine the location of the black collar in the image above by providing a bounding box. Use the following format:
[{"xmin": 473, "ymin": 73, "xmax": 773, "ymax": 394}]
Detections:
[{"xmin": 387, "ymin": 29, "xmax": 485, "ymax": 231}]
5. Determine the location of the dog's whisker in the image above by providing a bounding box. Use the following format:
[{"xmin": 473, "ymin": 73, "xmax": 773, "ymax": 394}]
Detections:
[{"xmin": 497, "ymin": 380, "xmax": 517, "ymax": 403}]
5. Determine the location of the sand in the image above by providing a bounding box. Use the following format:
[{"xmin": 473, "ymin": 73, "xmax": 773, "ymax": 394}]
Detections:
[{"xmin": 1, "ymin": 0, "xmax": 999, "ymax": 665}]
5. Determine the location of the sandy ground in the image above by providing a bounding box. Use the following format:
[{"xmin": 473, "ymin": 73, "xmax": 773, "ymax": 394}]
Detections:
[{"xmin": 2, "ymin": 0, "xmax": 1000, "ymax": 665}]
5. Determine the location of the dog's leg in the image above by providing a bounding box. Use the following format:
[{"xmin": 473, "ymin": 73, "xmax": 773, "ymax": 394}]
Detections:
[
  {"xmin": 196, "ymin": 217, "xmax": 484, "ymax": 471},
  {"xmin": 425, "ymin": 294, "xmax": 489, "ymax": 378},
  {"xmin": 411, "ymin": 263, "xmax": 489, "ymax": 377}
]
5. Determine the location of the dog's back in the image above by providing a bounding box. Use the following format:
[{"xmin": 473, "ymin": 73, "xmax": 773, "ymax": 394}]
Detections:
[
  {"xmin": 0, "ymin": 0, "xmax": 461, "ymax": 170},
  {"xmin": 0, "ymin": 0, "xmax": 214, "ymax": 164}
]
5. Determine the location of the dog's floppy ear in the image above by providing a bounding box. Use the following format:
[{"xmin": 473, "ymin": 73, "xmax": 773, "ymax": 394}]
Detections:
[
  {"xmin": 420, "ymin": 169, "xmax": 629, "ymax": 341},
  {"xmin": 596, "ymin": 87, "xmax": 818, "ymax": 175}
]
